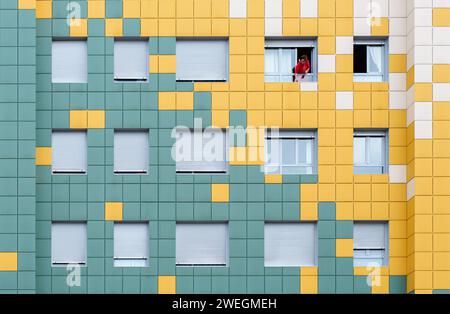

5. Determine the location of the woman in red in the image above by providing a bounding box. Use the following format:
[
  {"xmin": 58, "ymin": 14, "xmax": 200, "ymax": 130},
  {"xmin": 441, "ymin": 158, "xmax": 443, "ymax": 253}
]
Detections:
[{"xmin": 294, "ymin": 55, "xmax": 310, "ymax": 82}]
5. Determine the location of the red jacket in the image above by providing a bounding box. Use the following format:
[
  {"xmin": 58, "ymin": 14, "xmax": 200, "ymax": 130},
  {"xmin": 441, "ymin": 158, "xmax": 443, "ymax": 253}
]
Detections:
[{"xmin": 295, "ymin": 60, "xmax": 310, "ymax": 75}]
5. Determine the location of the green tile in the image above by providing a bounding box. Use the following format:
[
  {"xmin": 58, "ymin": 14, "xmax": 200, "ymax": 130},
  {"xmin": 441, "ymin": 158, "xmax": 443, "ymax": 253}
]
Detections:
[
  {"xmin": 336, "ymin": 221, "xmax": 353, "ymax": 239},
  {"xmin": 353, "ymin": 276, "xmax": 371, "ymax": 294},
  {"xmin": 176, "ymin": 276, "xmax": 194, "ymax": 294},
  {"xmin": 318, "ymin": 276, "xmax": 336, "ymax": 294},
  {"xmin": 336, "ymin": 276, "xmax": 353, "ymax": 294},
  {"xmin": 318, "ymin": 202, "xmax": 336, "ymax": 220},
  {"xmin": 389, "ymin": 276, "xmax": 406, "ymax": 294},
  {"xmin": 265, "ymin": 276, "xmax": 282, "ymax": 293}
]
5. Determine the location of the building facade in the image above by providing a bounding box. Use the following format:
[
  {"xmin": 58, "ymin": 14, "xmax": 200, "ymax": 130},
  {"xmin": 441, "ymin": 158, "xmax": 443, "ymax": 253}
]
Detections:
[{"xmin": 0, "ymin": 0, "xmax": 450, "ymax": 294}]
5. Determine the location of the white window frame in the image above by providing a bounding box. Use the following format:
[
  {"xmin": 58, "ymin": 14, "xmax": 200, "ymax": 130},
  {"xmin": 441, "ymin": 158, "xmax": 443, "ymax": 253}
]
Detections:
[
  {"xmin": 353, "ymin": 221, "xmax": 389, "ymax": 267},
  {"xmin": 113, "ymin": 222, "xmax": 149, "ymax": 267},
  {"xmin": 354, "ymin": 129, "xmax": 389, "ymax": 175},
  {"xmin": 176, "ymin": 222, "xmax": 229, "ymax": 267},
  {"xmin": 113, "ymin": 38, "xmax": 149, "ymax": 82},
  {"xmin": 264, "ymin": 38, "xmax": 317, "ymax": 83},
  {"xmin": 176, "ymin": 38, "xmax": 229, "ymax": 82},
  {"xmin": 52, "ymin": 38, "xmax": 88, "ymax": 84},
  {"xmin": 353, "ymin": 38, "xmax": 388, "ymax": 82},
  {"xmin": 51, "ymin": 129, "xmax": 88, "ymax": 175},
  {"xmin": 174, "ymin": 128, "xmax": 229, "ymax": 174},
  {"xmin": 264, "ymin": 129, "xmax": 317, "ymax": 175},
  {"xmin": 51, "ymin": 222, "xmax": 87, "ymax": 266},
  {"xmin": 264, "ymin": 222, "xmax": 318, "ymax": 267},
  {"xmin": 113, "ymin": 129, "xmax": 149, "ymax": 175}
]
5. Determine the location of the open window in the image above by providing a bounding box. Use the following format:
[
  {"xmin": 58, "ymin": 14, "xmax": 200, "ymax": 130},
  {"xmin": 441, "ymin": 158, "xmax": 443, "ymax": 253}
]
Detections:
[
  {"xmin": 52, "ymin": 130, "xmax": 87, "ymax": 174},
  {"xmin": 354, "ymin": 222, "xmax": 389, "ymax": 267},
  {"xmin": 176, "ymin": 38, "xmax": 229, "ymax": 82},
  {"xmin": 264, "ymin": 222, "xmax": 317, "ymax": 267},
  {"xmin": 114, "ymin": 129, "xmax": 149, "ymax": 174},
  {"xmin": 353, "ymin": 38, "xmax": 388, "ymax": 82},
  {"xmin": 114, "ymin": 38, "xmax": 149, "ymax": 82},
  {"xmin": 174, "ymin": 128, "xmax": 229, "ymax": 174},
  {"xmin": 354, "ymin": 129, "xmax": 389, "ymax": 175},
  {"xmin": 265, "ymin": 38, "xmax": 317, "ymax": 82},
  {"xmin": 114, "ymin": 222, "xmax": 149, "ymax": 267},
  {"xmin": 176, "ymin": 222, "xmax": 229, "ymax": 266},
  {"xmin": 52, "ymin": 39, "xmax": 87, "ymax": 83},
  {"xmin": 51, "ymin": 222, "xmax": 87, "ymax": 266},
  {"xmin": 265, "ymin": 129, "xmax": 317, "ymax": 175}
]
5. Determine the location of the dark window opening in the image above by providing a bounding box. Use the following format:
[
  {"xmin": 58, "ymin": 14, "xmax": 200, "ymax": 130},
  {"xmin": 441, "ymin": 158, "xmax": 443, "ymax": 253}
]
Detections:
[{"xmin": 353, "ymin": 45, "xmax": 367, "ymax": 73}]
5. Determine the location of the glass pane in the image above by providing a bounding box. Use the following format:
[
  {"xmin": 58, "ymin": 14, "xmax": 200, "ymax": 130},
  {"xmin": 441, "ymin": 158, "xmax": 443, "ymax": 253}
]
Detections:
[
  {"xmin": 297, "ymin": 139, "xmax": 312, "ymax": 165},
  {"xmin": 282, "ymin": 139, "xmax": 296, "ymax": 165},
  {"xmin": 266, "ymin": 139, "xmax": 280, "ymax": 165},
  {"xmin": 264, "ymin": 49, "xmax": 279, "ymax": 73},
  {"xmin": 354, "ymin": 137, "xmax": 366, "ymax": 165},
  {"xmin": 369, "ymin": 137, "xmax": 383, "ymax": 165},
  {"xmin": 368, "ymin": 46, "xmax": 383, "ymax": 73}
]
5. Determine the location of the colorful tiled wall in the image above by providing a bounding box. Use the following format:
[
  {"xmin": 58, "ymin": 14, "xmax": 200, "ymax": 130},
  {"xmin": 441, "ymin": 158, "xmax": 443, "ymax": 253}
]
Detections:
[{"xmin": 0, "ymin": 0, "xmax": 448, "ymax": 294}]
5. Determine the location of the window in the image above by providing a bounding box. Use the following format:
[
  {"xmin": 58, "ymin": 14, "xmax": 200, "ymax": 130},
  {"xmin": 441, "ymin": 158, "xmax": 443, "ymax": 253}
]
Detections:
[
  {"xmin": 265, "ymin": 39, "xmax": 317, "ymax": 82},
  {"xmin": 353, "ymin": 38, "xmax": 388, "ymax": 82},
  {"xmin": 264, "ymin": 222, "xmax": 317, "ymax": 267},
  {"xmin": 114, "ymin": 130, "xmax": 149, "ymax": 174},
  {"xmin": 176, "ymin": 222, "xmax": 228, "ymax": 266},
  {"xmin": 52, "ymin": 39, "xmax": 87, "ymax": 83},
  {"xmin": 354, "ymin": 222, "xmax": 389, "ymax": 267},
  {"xmin": 176, "ymin": 39, "xmax": 229, "ymax": 82},
  {"xmin": 354, "ymin": 129, "xmax": 388, "ymax": 174},
  {"xmin": 265, "ymin": 129, "xmax": 317, "ymax": 175},
  {"xmin": 174, "ymin": 128, "xmax": 228, "ymax": 174},
  {"xmin": 52, "ymin": 130, "xmax": 87, "ymax": 174},
  {"xmin": 114, "ymin": 38, "xmax": 149, "ymax": 81},
  {"xmin": 114, "ymin": 222, "xmax": 149, "ymax": 267},
  {"xmin": 51, "ymin": 222, "xmax": 87, "ymax": 266}
]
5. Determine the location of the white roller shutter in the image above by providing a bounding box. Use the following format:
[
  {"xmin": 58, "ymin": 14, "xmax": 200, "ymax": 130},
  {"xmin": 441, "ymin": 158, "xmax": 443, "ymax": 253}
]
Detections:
[
  {"xmin": 176, "ymin": 223, "xmax": 228, "ymax": 266},
  {"xmin": 114, "ymin": 39, "xmax": 149, "ymax": 81},
  {"xmin": 354, "ymin": 222, "xmax": 387, "ymax": 249},
  {"xmin": 264, "ymin": 222, "xmax": 317, "ymax": 267},
  {"xmin": 176, "ymin": 39, "xmax": 229, "ymax": 81},
  {"xmin": 52, "ymin": 130, "xmax": 87, "ymax": 173},
  {"xmin": 51, "ymin": 222, "xmax": 87, "ymax": 265},
  {"xmin": 114, "ymin": 130, "xmax": 149, "ymax": 174},
  {"xmin": 114, "ymin": 222, "xmax": 149, "ymax": 267},
  {"xmin": 52, "ymin": 40, "xmax": 87, "ymax": 83}
]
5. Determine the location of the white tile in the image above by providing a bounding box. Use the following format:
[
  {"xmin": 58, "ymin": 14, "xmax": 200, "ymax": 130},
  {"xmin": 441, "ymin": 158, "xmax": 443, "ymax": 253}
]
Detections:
[
  {"xmin": 389, "ymin": 73, "xmax": 406, "ymax": 91},
  {"xmin": 336, "ymin": 92, "xmax": 354, "ymax": 110},
  {"xmin": 433, "ymin": 0, "xmax": 450, "ymax": 8},
  {"xmin": 407, "ymin": 178, "xmax": 415, "ymax": 201},
  {"xmin": 414, "ymin": 64, "xmax": 432, "ymax": 82},
  {"xmin": 390, "ymin": 0, "xmax": 407, "ymax": 17},
  {"xmin": 407, "ymin": 103, "xmax": 415, "ymax": 125},
  {"xmin": 415, "ymin": 27, "xmax": 433, "ymax": 46},
  {"xmin": 433, "ymin": 27, "xmax": 450, "ymax": 45},
  {"xmin": 414, "ymin": 0, "xmax": 433, "ymax": 8},
  {"xmin": 389, "ymin": 91, "xmax": 407, "ymax": 109},
  {"xmin": 230, "ymin": 0, "xmax": 247, "ymax": 18},
  {"xmin": 354, "ymin": 17, "xmax": 371, "ymax": 36},
  {"xmin": 415, "ymin": 120, "xmax": 433, "ymax": 139},
  {"xmin": 300, "ymin": 82, "xmax": 318, "ymax": 91},
  {"xmin": 389, "ymin": 36, "xmax": 407, "ymax": 54},
  {"xmin": 300, "ymin": 0, "xmax": 317, "ymax": 18},
  {"xmin": 414, "ymin": 8, "xmax": 433, "ymax": 26},
  {"xmin": 407, "ymin": 87, "xmax": 415, "ymax": 107},
  {"xmin": 414, "ymin": 45, "xmax": 433, "ymax": 64},
  {"xmin": 389, "ymin": 165, "xmax": 407, "ymax": 183},
  {"xmin": 318, "ymin": 55, "xmax": 335, "ymax": 73},
  {"xmin": 414, "ymin": 102, "xmax": 433, "ymax": 120},
  {"xmin": 265, "ymin": 18, "xmax": 282, "ymax": 36},
  {"xmin": 372, "ymin": 0, "xmax": 389, "ymax": 17},
  {"xmin": 354, "ymin": 0, "xmax": 370, "ymax": 17},
  {"xmin": 389, "ymin": 18, "xmax": 406, "ymax": 36},
  {"xmin": 433, "ymin": 83, "xmax": 450, "ymax": 101},
  {"xmin": 433, "ymin": 46, "xmax": 450, "ymax": 64},
  {"xmin": 336, "ymin": 36, "xmax": 353, "ymax": 55},
  {"xmin": 265, "ymin": 0, "xmax": 282, "ymax": 18}
]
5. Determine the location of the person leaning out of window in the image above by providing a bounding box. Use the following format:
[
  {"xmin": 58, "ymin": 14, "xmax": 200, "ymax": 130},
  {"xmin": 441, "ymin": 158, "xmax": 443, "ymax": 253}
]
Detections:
[{"xmin": 293, "ymin": 55, "xmax": 310, "ymax": 82}]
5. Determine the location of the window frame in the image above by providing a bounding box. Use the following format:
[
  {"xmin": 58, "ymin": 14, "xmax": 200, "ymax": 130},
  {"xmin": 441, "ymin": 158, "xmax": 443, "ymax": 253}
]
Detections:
[
  {"xmin": 353, "ymin": 221, "xmax": 389, "ymax": 267},
  {"xmin": 51, "ymin": 129, "xmax": 88, "ymax": 175},
  {"xmin": 353, "ymin": 129, "xmax": 389, "ymax": 175},
  {"xmin": 113, "ymin": 222, "xmax": 150, "ymax": 268},
  {"xmin": 113, "ymin": 129, "xmax": 150, "ymax": 175},
  {"xmin": 51, "ymin": 221, "xmax": 87, "ymax": 267},
  {"xmin": 264, "ymin": 129, "xmax": 318, "ymax": 175},
  {"xmin": 264, "ymin": 37, "xmax": 318, "ymax": 83},
  {"xmin": 113, "ymin": 37, "xmax": 149, "ymax": 82},
  {"xmin": 353, "ymin": 38, "xmax": 389, "ymax": 82}
]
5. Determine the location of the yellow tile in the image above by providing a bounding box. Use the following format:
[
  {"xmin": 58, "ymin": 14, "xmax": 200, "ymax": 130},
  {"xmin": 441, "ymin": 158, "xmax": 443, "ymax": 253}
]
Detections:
[
  {"xmin": 159, "ymin": 19, "xmax": 176, "ymax": 36},
  {"xmin": 371, "ymin": 275, "xmax": 389, "ymax": 294},
  {"xmin": 300, "ymin": 18, "xmax": 318, "ymax": 36},
  {"xmin": 247, "ymin": 0, "xmax": 264, "ymax": 18},
  {"xmin": 318, "ymin": 73, "xmax": 335, "ymax": 91},
  {"xmin": 212, "ymin": 19, "xmax": 229, "ymax": 36},
  {"xmin": 300, "ymin": 275, "xmax": 317, "ymax": 294},
  {"xmin": 158, "ymin": 92, "xmax": 176, "ymax": 110},
  {"xmin": 433, "ymin": 64, "xmax": 450, "ymax": 83},
  {"xmin": 149, "ymin": 55, "xmax": 159, "ymax": 73},
  {"xmin": 158, "ymin": 55, "xmax": 176, "ymax": 73},
  {"xmin": 123, "ymin": 0, "xmax": 140, "ymax": 18},
  {"xmin": 0, "ymin": 252, "xmax": 18, "ymax": 271},
  {"xmin": 283, "ymin": 18, "xmax": 300, "ymax": 36},
  {"xmin": 336, "ymin": 17, "xmax": 353, "ymax": 36},
  {"xmin": 389, "ymin": 55, "xmax": 406, "ymax": 73},
  {"xmin": 176, "ymin": 0, "xmax": 193, "ymax": 17},
  {"xmin": 176, "ymin": 92, "xmax": 194, "ymax": 110},
  {"xmin": 300, "ymin": 184, "xmax": 318, "ymax": 202},
  {"xmin": 318, "ymin": 183, "xmax": 335, "ymax": 201},
  {"xmin": 104, "ymin": 202, "xmax": 123, "ymax": 221},
  {"xmin": 264, "ymin": 174, "xmax": 282, "ymax": 184},
  {"xmin": 434, "ymin": 271, "xmax": 450, "ymax": 289},
  {"xmin": 318, "ymin": 18, "xmax": 335, "ymax": 36},
  {"xmin": 18, "ymin": 0, "xmax": 36, "ymax": 10},
  {"xmin": 88, "ymin": 0, "xmax": 105, "ymax": 18},
  {"xmin": 159, "ymin": 0, "xmax": 176, "ymax": 17},
  {"xmin": 70, "ymin": 19, "xmax": 88, "ymax": 37},
  {"xmin": 433, "ymin": 8, "xmax": 450, "ymax": 27},
  {"xmin": 194, "ymin": 19, "xmax": 212, "ymax": 36},
  {"xmin": 36, "ymin": 147, "xmax": 52, "ymax": 166},
  {"xmin": 247, "ymin": 37, "xmax": 264, "ymax": 55},
  {"xmin": 229, "ymin": 92, "xmax": 247, "ymax": 109},
  {"xmin": 141, "ymin": 19, "xmax": 158, "ymax": 36},
  {"xmin": 371, "ymin": 17, "xmax": 389, "ymax": 36},
  {"xmin": 300, "ymin": 202, "xmax": 318, "ymax": 221},
  {"xmin": 212, "ymin": 110, "xmax": 229, "ymax": 127},
  {"xmin": 158, "ymin": 276, "xmax": 176, "ymax": 294},
  {"xmin": 70, "ymin": 110, "xmax": 88, "ymax": 129},
  {"xmin": 36, "ymin": 1, "xmax": 52, "ymax": 18},
  {"xmin": 336, "ymin": 202, "xmax": 353, "ymax": 220},
  {"xmin": 283, "ymin": 0, "xmax": 300, "ymax": 18},
  {"xmin": 229, "ymin": 37, "xmax": 247, "ymax": 55},
  {"xmin": 336, "ymin": 0, "xmax": 353, "ymax": 17},
  {"xmin": 318, "ymin": 36, "xmax": 336, "ymax": 55},
  {"xmin": 230, "ymin": 19, "xmax": 247, "ymax": 36},
  {"xmin": 194, "ymin": 0, "xmax": 212, "ymax": 18},
  {"xmin": 141, "ymin": 0, "xmax": 158, "ymax": 18},
  {"xmin": 88, "ymin": 110, "xmax": 105, "ymax": 129},
  {"xmin": 212, "ymin": 0, "xmax": 229, "ymax": 18},
  {"xmin": 336, "ymin": 55, "xmax": 353, "ymax": 73},
  {"xmin": 247, "ymin": 19, "xmax": 265, "ymax": 37},
  {"xmin": 105, "ymin": 19, "xmax": 123, "ymax": 37},
  {"xmin": 301, "ymin": 266, "xmax": 318, "ymax": 276},
  {"xmin": 211, "ymin": 184, "xmax": 229, "ymax": 203},
  {"xmin": 336, "ymin": 239, "xmax": 353, "ymax": 257}
]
